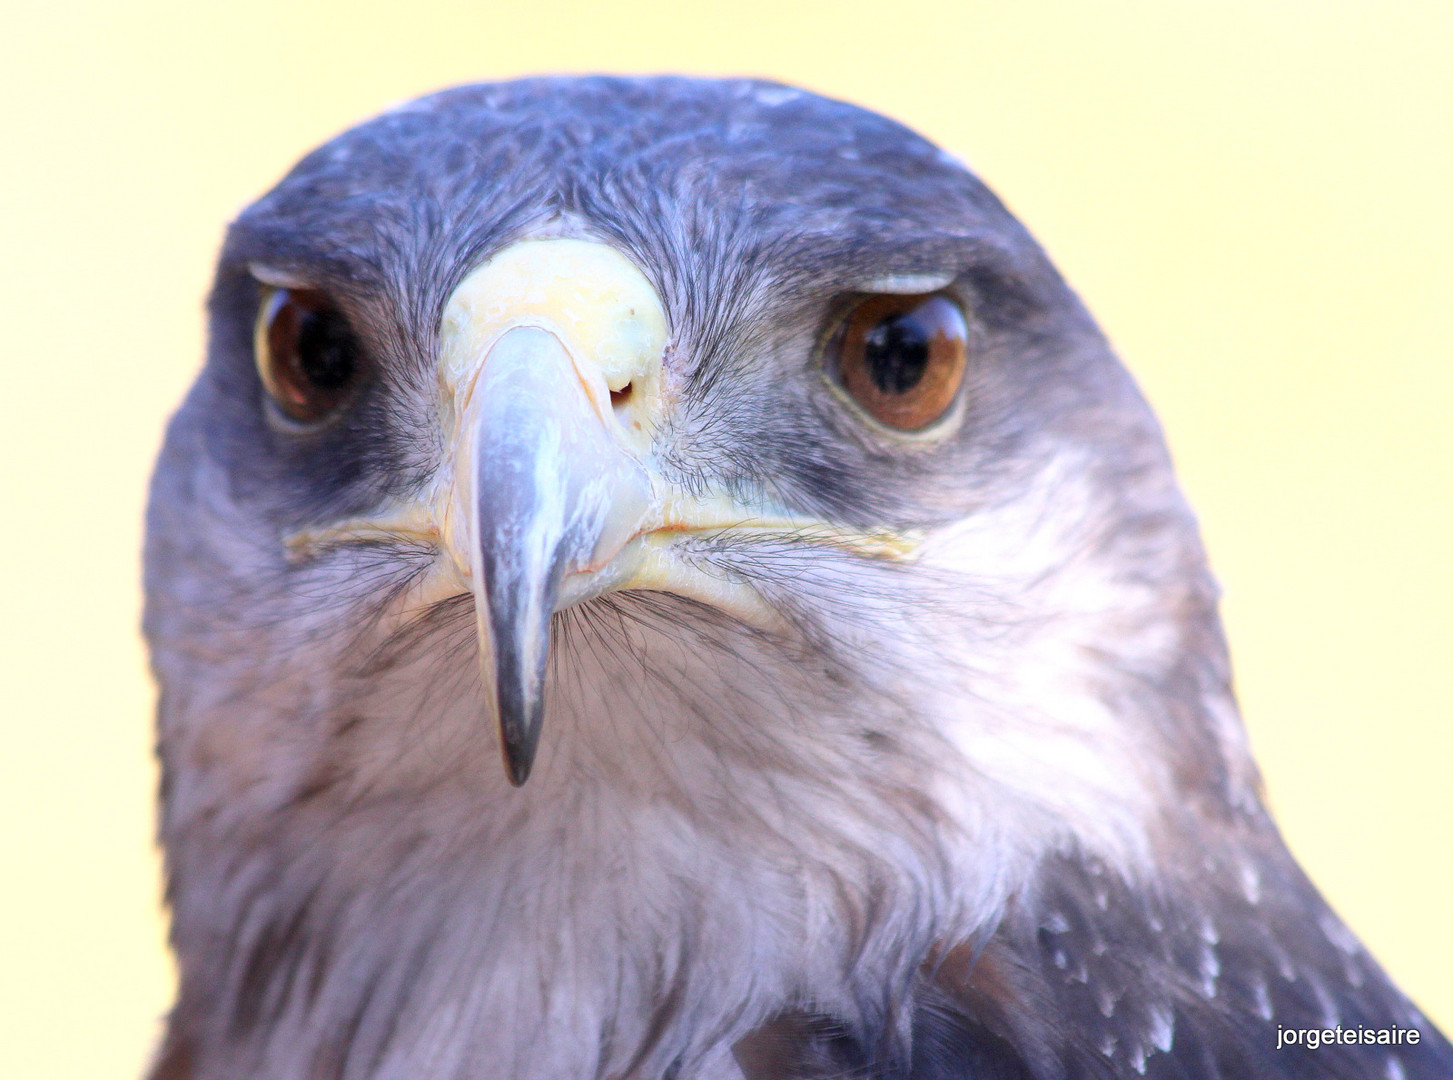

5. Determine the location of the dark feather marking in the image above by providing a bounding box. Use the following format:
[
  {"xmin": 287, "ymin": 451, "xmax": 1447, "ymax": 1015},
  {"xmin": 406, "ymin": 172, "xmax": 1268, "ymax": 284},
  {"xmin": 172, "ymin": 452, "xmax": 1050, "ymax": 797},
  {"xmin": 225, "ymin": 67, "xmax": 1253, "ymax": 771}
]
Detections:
[
  {"xmin": 306, "ymin": 965, "xmax": 382, "ymax": 1080},
  {"xmin": 735, "ymin": 1012, "xmax": 868, "ymax": 1080},
  {"xmin": 229, "ymin": 884, "xmax": 319, "ymax": 1036},
  {"xmin": 618, "ymin": 977, "xmax": 689, "ymax": 1080},
  {"xmin": 908, "ymin": 993, "xmax": 1044, "ymax": 1080},
  {"xmin": 902, "ymin": 847, "xmax": 1453, "ymax": 1079}
]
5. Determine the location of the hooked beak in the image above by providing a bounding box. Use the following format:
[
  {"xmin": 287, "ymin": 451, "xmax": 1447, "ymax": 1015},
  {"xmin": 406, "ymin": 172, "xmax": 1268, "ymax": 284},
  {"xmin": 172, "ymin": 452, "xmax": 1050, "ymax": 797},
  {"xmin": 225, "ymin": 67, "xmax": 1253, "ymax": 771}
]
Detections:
[
  {"xmin": 439, "ymin": 239, "xmax": 662, "ymax": 784},
  {"xmin": 290, "ymin": 238, "xmax": 916, "ymax": 785},
  {"xmin": 451, "ymin": 325, "xmax": 654, "ymax": 784}
]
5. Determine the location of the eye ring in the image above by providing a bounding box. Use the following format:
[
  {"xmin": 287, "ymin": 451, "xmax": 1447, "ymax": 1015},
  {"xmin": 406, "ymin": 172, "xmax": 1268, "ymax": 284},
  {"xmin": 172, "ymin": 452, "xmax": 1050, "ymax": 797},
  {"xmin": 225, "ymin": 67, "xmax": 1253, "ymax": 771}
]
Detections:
[
  {"xmin": 254, "ymin": 286, "xmax": 365, "ymax": 425},
  {"xmin": 826, "ymin": 292, "xmax": 969, "ymax": 433}
]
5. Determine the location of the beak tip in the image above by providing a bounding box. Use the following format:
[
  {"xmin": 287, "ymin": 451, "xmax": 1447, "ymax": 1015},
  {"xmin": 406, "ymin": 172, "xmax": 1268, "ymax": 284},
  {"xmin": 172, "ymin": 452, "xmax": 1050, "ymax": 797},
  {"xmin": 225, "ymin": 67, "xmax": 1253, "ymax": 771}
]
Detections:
[
  {"xmin": 498, "ymin": 701, "xmax": 543, "ymax": 787},
  {"xmin": 502, "ymin": 744, "xmax": 535, "ymax": 787}
]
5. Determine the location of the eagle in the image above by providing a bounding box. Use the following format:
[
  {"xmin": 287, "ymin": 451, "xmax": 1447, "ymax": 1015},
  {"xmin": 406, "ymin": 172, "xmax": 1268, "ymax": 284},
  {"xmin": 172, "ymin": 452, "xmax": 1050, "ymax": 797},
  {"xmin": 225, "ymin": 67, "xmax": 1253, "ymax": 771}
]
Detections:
[{"xmin": 143, "ymin": 77, "xmax": 1451, "ymax": 1080}]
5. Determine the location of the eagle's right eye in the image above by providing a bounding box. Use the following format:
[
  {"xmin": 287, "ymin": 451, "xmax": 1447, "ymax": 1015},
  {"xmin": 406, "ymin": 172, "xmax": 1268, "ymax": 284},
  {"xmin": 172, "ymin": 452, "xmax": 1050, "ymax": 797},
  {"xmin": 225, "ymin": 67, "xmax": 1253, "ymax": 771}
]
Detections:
[
  {"xmin": 255, "ymin": 287, "xmax": 363, "ymax": 424},
  {"xmin": 828, "ymin": 292, "xmax": 969, "ymax": 433}
]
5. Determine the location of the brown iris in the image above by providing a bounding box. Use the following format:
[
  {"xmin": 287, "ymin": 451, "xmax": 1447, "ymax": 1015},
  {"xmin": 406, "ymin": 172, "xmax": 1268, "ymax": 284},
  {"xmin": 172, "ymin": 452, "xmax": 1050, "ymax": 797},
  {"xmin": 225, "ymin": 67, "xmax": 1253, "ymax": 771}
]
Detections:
[
  {"xmin": 829, "ymin": 292, "xmax": 969, "ymax": 431},
  {"xmin": 254, "ymin": 287, "xmax": 363, "ymax": 424}
]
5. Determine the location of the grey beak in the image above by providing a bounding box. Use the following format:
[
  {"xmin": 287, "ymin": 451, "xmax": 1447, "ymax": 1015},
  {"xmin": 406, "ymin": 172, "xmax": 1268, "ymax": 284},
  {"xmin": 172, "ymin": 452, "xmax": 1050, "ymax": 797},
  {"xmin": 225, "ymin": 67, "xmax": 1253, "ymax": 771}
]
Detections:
[{"xmin": 458, "ymin": 325, "xmax": 651, "ymax": 785}]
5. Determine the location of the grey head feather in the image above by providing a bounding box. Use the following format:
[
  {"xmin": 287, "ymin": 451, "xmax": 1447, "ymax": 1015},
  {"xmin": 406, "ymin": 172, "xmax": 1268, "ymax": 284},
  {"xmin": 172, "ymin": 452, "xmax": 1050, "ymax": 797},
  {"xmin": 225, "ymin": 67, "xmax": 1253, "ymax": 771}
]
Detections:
[{"xmin": 143, "ymin": 76, "xmax": 1449, "ymax": 1080}]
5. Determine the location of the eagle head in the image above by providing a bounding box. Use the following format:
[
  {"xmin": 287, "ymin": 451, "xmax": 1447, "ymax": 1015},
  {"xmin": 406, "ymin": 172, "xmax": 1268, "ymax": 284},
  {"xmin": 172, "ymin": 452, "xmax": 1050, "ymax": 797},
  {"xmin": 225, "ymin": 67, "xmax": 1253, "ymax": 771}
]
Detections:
[{"xmin": 144, "ymin": 77, "xmax": 1449, "ymax": 1080}]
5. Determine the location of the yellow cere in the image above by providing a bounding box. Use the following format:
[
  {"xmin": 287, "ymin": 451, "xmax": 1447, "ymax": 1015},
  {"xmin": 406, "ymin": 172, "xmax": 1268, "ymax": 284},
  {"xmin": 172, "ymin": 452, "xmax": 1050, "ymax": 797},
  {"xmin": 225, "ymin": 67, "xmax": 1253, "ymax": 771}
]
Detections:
[{"xmin": 438, "ymin": 237, "xmax": 669, "ymax": 431}]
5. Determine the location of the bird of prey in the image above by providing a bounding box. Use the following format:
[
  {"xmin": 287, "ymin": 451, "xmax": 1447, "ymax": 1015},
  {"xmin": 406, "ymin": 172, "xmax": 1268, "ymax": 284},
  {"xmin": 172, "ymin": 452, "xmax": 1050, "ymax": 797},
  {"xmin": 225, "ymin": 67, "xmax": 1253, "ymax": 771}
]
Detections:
[{"xmin": 143, "ymin": 77, "xmax": 1451, "ymax": 1080}]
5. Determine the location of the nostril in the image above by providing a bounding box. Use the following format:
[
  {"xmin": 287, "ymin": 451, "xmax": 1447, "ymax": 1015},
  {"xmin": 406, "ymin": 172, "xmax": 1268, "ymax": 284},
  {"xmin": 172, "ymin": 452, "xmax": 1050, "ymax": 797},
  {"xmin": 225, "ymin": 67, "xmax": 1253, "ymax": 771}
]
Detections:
[{"xmin": 610, "ymin": 383, "xmax": 633, "ymax": 409}]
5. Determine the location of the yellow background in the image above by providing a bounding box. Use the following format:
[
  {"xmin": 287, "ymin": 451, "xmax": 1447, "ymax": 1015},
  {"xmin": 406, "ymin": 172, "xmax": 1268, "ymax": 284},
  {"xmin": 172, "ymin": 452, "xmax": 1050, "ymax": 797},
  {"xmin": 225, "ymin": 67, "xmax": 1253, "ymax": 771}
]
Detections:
[{"xmin": 2, "ymin": 2, "xmax": 1449, "ymax": 1075}]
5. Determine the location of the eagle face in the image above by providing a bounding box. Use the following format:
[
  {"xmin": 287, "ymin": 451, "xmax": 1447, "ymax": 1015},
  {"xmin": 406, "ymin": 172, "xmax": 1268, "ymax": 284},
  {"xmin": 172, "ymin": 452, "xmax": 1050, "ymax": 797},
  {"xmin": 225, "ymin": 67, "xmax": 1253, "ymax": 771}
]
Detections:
[{"xmin": 144, "ymin": 78, "xmax": 1449, "ymax": 1080}]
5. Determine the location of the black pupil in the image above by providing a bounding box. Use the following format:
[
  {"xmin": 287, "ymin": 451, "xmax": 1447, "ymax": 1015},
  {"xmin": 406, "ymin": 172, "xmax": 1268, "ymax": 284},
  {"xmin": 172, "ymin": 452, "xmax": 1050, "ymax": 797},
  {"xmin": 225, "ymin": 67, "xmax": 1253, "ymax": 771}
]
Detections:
[
  {"xmin": 296, "ymin": 308, "xmax": 356, "ymax": 390},
  {"xmin": 864, "ymin": 312, "xmax": 931, "ymax": 395}
]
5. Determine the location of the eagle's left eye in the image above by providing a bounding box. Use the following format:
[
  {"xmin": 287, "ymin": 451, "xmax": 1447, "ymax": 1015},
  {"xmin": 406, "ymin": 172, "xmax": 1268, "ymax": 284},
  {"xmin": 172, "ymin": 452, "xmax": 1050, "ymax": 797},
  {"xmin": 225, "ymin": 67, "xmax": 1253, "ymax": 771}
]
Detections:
[
  {"xmin": 828, "ymin": 292, "xmax": 968, "ymax": 432},
  {"xmin": 254, "ymin": 287, "xmax": 363, "ymax": 424}
]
